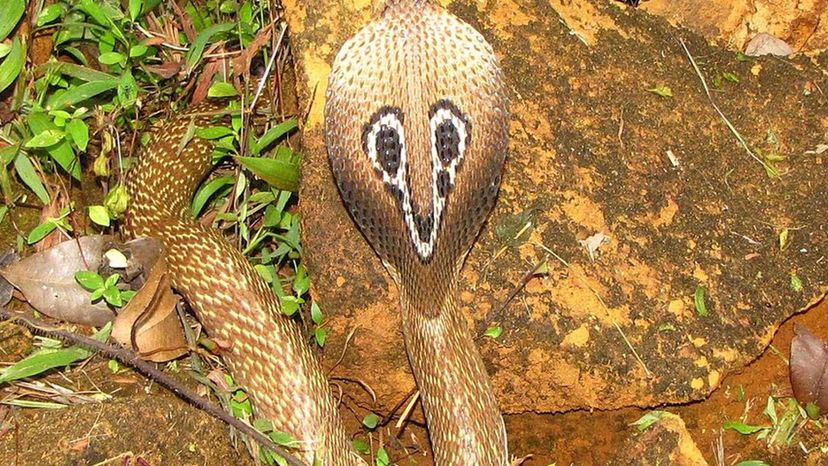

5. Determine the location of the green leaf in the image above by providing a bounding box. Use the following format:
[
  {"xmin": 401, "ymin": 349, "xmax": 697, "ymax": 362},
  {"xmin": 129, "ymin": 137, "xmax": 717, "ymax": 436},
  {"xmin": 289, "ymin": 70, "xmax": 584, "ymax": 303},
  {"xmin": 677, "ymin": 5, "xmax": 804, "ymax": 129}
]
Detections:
[
  {"xmin": 647, "ymin": 85, "xmax": 673, "ymax": 98},
  {"xmin": 128, "ymin": 0, "xmax": 143, "ymax": 20},
  {"xmin": 253, "ymin": 119, "xmax": 298, "ymax": 155},
  {"xmin": 314, "ymin": 327, "xmax": 327, "ymax": 347},
  {"xmin": 484, "ymin": 326, "xmax": 503, "ymax": 339},
  {"xmin": 722, "ymin": 72, "xmax": 739, "ymax": 83},
  {"xmin": 269, "ymin": 431, "xmax": 298, "ymax": 447},
  {"xmin": 237, "ymin": 148, "xmax": 301, "ymax": 192},
  {"xmin": 790, "ymin": 273, "xmax": 803, "ymax": 292},
  {"xmin": 66, "ymin": 119, "xmax": 89, "ymax": 151},
  {"xmin": 88, "ymin": 205, "xmax": 111, "ymax": 226},
  {"xmin": 102, "ymin": 285, "xmax": 122, "ymax": 307},
  {"xmin": 36, "ymin": 62, "xmax": 119, "ymax": 83},
  {"xmin": 693, "ymin": 285, "xmax": 708, "ymax": 317},
  {"xmin": 351, "ymin": 439, "xmax": 370, "ymax": 454},
  {"xmin": 3, "ymin": 399, "xmax": 67, "ymax": 409},
  {"xmin": 805, "ymin": 402, "xmax": 821, "ymax": 420},
  {"xmin": 0, "ymin": 0, "xmax": 24, "ymax": 41},
  {"xmin": 27, "ymin": 220, "xmax": 57, "ymax": 244},
  {"xmin": 36, "ymin": 4, "xmax": 63, "ymax": 27},
  {"xmin": 27, "ymin": 112, "xmax": 80, "ymax": 180},
  {"xmin": 129, "ymin": 44, "xmax": 148, "ymax": 58},
  {"xmin": 25, "ymin": 129, "xmax": 65, "ymax": 148},
  {"xmin": 46, "ymin": 80, "xmax": 120, "ymax": 110},
  {"xmin": 117, "ymin": 70, "xmax": 138, "ymax": 107},
  {"xmin": 13, "ymin": 152, "xmax": 50, "ymax": 204},
  {"xmin": 631, "ymin": 410, "xmax": 669, "ymax": 431},
  {"xmin": 279, "ymin": 296, "xmax": 301, "ymax": 316},
  {"xmin": 0, "ymin": 323, "xmax": 110, "ymax": 385},
  {"xmin": 196, "ymin": 126, "xmax": 235, "ymax": 140},
  {"xmin": 207, "ymin": 81, "xmax": 238, "ymax": 98},
  {"xmin": 722, "ymin": 420, "xmax": 769, "ymax": 435},
  {"xmin": 293, "ymin": 264, "xmax": 309, "ymax": 296},
  {"xmin": 75, "ymin": 271, "xmax": 105, "ymax": 291},
  {"xmin": 362, "ymin": 412, "xmax": 380, "ymax": 430},
  {"xmin": 186, "ymin": 23, "xmax": 236, "ymax": 70},
  {"xmin": 311, "ymin": 302, "xmax": 323, "ymax": 325},
  {"xmin": 191, "ymin": 175, "xmax": 234, "ymax": 216},
  {"xmin": 0, "ymin": 37, "xmax": 25, "ymax": 94},
  {"xmin": 376, "ymin": 447, "xmax": 390, "ymax": 466},
  {"xmin": 98, "ymin": 52, "xmax": 125, "ymax": 66}
]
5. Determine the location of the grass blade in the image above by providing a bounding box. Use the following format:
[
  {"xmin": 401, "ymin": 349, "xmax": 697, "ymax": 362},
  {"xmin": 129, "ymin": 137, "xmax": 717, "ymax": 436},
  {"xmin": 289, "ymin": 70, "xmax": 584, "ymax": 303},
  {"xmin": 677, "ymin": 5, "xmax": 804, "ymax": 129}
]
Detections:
[
  {"xmin": 0, "ymin": 37, "xmax": 25, "ymax": 94},
  {"xmin": 13, "ymin": 152, "xmax": 50, "ymax": 204}
]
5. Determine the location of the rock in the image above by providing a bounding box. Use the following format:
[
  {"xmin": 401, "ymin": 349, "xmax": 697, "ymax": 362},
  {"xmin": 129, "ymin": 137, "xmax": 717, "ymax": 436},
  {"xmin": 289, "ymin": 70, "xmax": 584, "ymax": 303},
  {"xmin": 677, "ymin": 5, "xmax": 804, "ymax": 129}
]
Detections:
[
  {"xmin": 611, "ymin": 411, "xmax": 708, "ymax": 466},
  {"xmin": 744, "ymin": 33, "xmax": 794, "ymax": 57},
  {"xmin": 283, "ymin": 0, "xmax": 828, "ymax": 415}
]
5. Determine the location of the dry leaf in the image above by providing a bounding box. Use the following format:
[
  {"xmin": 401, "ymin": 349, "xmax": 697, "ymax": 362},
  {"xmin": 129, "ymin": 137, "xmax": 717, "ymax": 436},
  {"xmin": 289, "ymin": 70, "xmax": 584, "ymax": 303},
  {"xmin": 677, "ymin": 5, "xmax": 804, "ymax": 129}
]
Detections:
[
  {"xmin": 143, "ymin": 61, "xmax": 182, "ymax": 79},
  {"xmin": 111, "ymin": 240, "xmax": 187, "ymax": 362},
  {"xmin": 0, "ymin": 236, "xmax": 116, "ymax": 326},
  {"xmin": 0, "ymin": 250, "xmax": 18, "ymax": 307},
  {"xmin": 790, "ymin": 324, "xmax": 828, "ymax": 412}
]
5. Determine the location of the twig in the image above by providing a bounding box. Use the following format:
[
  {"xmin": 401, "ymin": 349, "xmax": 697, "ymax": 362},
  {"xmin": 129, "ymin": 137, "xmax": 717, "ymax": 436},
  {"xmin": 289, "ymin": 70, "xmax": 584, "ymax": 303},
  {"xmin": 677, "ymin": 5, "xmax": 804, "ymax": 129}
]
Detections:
[
  {"xmin": 379, "ymin": 387, "xmax": 418, "ymax": 428},
  {"xmin": 395, "ymin": 391, "xmax": 421, "ymax": 430},
  {"xmin": 678, "ymin": 38, "xmax": 772, "ymax": 173},
  {"xmin": 0, "ymin": 308, "xmax": 308, "ymax": 466},
  {"xmin": 249, "ymin": 22, "xmax": 287, "ymax": 115},
  {"xmin": 492, "ymin": 255, "xmax": 548, "ymax": 316}
]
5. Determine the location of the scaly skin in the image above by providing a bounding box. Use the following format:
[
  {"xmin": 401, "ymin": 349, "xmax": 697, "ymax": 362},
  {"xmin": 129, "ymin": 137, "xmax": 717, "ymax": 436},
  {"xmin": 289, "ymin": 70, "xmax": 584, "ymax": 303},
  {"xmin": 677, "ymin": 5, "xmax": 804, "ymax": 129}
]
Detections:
[{"xmin": 326, "ymin": 1, "xmax": 510, "ymax": 464}]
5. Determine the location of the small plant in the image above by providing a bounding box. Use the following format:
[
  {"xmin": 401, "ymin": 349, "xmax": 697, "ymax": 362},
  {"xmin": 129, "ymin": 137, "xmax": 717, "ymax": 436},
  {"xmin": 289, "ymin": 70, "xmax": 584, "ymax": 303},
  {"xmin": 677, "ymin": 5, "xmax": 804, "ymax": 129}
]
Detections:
[{"xmin": 74, "ymin": 270, "xmax": 135, "ymax": 307}]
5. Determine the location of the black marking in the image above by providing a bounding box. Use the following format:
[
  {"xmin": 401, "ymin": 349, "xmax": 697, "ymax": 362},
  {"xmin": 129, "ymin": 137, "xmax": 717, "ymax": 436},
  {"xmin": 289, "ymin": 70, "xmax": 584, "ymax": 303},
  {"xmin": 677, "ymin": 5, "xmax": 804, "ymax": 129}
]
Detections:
[
  {"xmin": 435, "ymin": 120, "xmax": 461, "ymax": 165},
  {"xmin": 375, "ymin": 125, "xmax": 401, "ymax": 173},
  {"xmin": 437, "ymin": 170, "xmax": 451, "ymax": 197},
  {"xmin": 413, "ymin": 212, "xmax": 434, "ymax": 242}
]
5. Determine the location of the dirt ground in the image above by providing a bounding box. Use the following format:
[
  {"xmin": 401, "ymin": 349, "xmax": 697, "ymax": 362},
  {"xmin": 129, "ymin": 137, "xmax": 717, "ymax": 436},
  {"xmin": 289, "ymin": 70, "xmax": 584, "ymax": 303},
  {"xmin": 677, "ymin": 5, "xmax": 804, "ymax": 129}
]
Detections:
[{"xmin": 2, "ymin": 0, "xmax": 828, "ymax": 465}]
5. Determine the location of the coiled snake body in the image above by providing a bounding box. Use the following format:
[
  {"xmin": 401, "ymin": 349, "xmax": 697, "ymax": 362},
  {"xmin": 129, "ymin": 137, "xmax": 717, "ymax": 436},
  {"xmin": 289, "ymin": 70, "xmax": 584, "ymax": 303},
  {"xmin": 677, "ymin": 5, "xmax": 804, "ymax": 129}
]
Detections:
[{"xmin": 128, "ymin": 0, "xmax": 508, "ymax": 464}]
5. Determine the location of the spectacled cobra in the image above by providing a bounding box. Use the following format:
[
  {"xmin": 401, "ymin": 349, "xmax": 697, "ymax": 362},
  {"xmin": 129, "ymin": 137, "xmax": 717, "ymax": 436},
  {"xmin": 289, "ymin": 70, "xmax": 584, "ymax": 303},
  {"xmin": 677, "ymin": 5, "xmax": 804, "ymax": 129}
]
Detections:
[{"xmin": 127, "ymin": 0, "xmax": 509, "ymax": 464}]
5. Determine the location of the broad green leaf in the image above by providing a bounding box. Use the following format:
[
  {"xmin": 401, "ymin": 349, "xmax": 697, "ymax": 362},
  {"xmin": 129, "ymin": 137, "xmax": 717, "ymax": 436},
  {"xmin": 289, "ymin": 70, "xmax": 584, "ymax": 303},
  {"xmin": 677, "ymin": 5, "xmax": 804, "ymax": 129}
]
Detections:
[
  {"xmin": 351, "ymin": 439, "xmax": 370, "ymax": 454},
  {"xmin": 722, "ymin": 420, "xmax": 769, "ymax": 435},
  {"xmin": 66, "ymin": 119, "xmax": 89, "ymax": 151},
  {"xmin": 128, "ymin": 0, "xmax": 143, "ymax": 20},
  {"xmin": 484, "ymin": 326, "xmax": 503, "ymax": 339},
  {"xmin": 75, "ymin": 270, "xmax": 105, "ymax": 290},
  {"xmin": 314, "ymin": 327, "xmax": 327, "ymax": 347},
  {"xmin": 207, "ymin": 81, "xmax": 237, "ymax": 98},
  {"xmin": 0, "ymin": 44, "xmax": 10, "ymax": 60},
  {"xmin": 253, "ymin": 119, "xmax": 298, "ymax": 155},
  {"xmin": 13, "ymin": 152, "xmax": 50, "ymax": 204},
  {"xmin": 311, "ymin": 302, "xmax": 323, "ymax": 325},
  {"xmin": 631, "ymin": 410, "xmax": 669, "ymax": 431},
  {"xmin": 0, "ymin": 0, "xmax": 24, "ymax": 41},
  {"xmin": 0, "ymin": 37, "xmax": 25, "ymax": 94},
  {"xmin": 269, "ymin": 431, "xmax": 298, "ymax": 447},
  {"xmin": 362, "ymin": 412, "xmax": 380, "ymax": 429},
  {"xmin": 376, "ymin": 447, "xmax": 390, "ymax": 466},
  {"xmin": 25, "ymin": 129, "xmax": 65, "ymax": 148},
  {"xmin": 694, "ymin": 285, "xmax": 708, "ymax": 317},
  {"xmin": 237, "ymin": 147, "xmax": 301, "ymax": 192},
  {"xmin": 36, "ymin": 4, "xmax": 63, "ymax": 27},
  {"xmin": 46, "ymin": 80, "xmax": 119, "ymax": 110},
  {"xmin": 191, "ymin": 175, "xmax": 234, "ymax": 216},
  {"xmin": 117, "ymin": 70, "xmax": 138, "ymax": 107},
  {"xmin": 98, "ymin": 52, "xmax": 125, "ymax": 66},
  {"xmin": 102, "ymin": 285, "xmax": 122, "ymax": 307},
  {"xmin": 88, "ymin": 205, "xmax": 110, "ymax": 226},
  {"xmin": 186, "ymin": 23, "xmax": 236, "ymax": 70},
  {"xmin": 26, "ymin": 112, "xmax": 80, "ymax": 179},
  {"xmin": 195, "ymin": 126, "xmax": 234, "ymax": 140},
  {"xmin": 279, "ymin": 296, "xmax": 301, "ymax": 316},
  {"xmin": 27, "ymin": 220, "xmax": 57, "ymax": 244},
  {"xmin": 129, "ymin": 44, "xmax": 148, "ymax": 58}
]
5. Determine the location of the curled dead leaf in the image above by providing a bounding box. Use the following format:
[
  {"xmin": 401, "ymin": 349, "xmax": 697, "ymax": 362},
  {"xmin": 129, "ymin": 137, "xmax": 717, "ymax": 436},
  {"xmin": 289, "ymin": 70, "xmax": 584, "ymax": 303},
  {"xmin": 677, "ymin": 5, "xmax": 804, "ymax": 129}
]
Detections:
[
  {"xmin": 111, "ymin": 239, "xmax": 188, "ymax": 363},
  {"xmin": 790, "ymin": 324, "xmax": 828, "ymax": 413}
]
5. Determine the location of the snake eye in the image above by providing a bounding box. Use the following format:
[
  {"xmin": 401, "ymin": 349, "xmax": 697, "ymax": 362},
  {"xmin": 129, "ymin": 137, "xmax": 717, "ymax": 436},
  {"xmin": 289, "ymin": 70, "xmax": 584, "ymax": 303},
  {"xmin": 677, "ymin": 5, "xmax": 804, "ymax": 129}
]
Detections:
[{"xmin": 362, "ymin": 106, "xmax": 405, "ymax": 179}]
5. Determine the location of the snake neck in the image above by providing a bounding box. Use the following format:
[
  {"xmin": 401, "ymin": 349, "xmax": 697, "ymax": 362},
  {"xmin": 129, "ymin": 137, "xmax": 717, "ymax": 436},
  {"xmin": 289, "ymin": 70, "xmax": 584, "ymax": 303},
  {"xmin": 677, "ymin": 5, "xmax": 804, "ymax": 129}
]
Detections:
[{"xmin": 400, "ymin": 285, "xmax": 509, "ymax": 466}]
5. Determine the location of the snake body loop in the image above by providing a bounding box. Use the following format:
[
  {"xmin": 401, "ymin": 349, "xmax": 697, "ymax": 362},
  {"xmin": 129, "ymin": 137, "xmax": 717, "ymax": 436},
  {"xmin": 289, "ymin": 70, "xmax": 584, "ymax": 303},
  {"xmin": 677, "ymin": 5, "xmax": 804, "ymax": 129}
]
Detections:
[{"xmin": 128, "ymin": 0, "xmax": 508, "ymax": 464}]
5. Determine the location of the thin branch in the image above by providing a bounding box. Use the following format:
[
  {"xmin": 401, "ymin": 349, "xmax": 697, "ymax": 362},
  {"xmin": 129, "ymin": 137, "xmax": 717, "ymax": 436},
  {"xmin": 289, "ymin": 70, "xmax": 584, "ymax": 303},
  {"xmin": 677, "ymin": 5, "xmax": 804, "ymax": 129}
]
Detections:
[{"xmin": 0, "ymin": 308, "xmax": 308, "ymax": 466}]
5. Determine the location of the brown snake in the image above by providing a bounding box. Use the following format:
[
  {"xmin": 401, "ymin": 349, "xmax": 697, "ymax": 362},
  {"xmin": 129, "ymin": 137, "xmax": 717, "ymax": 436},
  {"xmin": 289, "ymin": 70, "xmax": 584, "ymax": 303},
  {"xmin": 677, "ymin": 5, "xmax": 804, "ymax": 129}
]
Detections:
[{"xmin": 127, "ymin": 0, "xmax": 508, "ymax": 464}]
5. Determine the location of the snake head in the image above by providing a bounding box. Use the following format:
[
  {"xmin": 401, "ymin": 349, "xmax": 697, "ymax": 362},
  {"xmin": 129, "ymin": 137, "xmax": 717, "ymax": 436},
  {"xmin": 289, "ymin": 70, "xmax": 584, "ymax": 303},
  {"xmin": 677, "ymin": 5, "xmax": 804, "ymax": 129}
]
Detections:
[{"xmin": 325, "ymin": 2, "xmax": 509, "ymax": 282}]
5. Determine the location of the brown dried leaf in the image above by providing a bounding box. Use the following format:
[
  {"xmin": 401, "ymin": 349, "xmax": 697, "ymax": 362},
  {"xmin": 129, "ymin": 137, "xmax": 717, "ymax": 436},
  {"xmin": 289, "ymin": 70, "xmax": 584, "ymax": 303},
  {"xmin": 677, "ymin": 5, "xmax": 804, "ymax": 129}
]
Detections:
[
  {"xmin": 143, "ymin": 61, "xmax": 182, "ymax": 79},
  {"xmin": 790, "ymin": 324, "xmax": 828, "ymax": 412},
  {"xmin": 0, "ymin": 236, "xmax": 116, "ymax": 326},
  {"xmin": 190, "ymin": 60, "xmax": 222, "ymax": 105},
  {"xmin": 233, "ymin": 22, "xmax": 274, "ymax": 80},
  {"xmin": 111, "ymin": 241, "xmax": 187, "ymax": 362}
]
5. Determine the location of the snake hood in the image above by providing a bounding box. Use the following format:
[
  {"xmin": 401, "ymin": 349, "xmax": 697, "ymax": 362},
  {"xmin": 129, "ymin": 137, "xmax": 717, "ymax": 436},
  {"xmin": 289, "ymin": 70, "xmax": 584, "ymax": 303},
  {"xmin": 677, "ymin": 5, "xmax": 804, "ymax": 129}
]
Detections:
[{"xmin": 326, "ymin": 0, "xmax": 510, "ymax": 464}]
